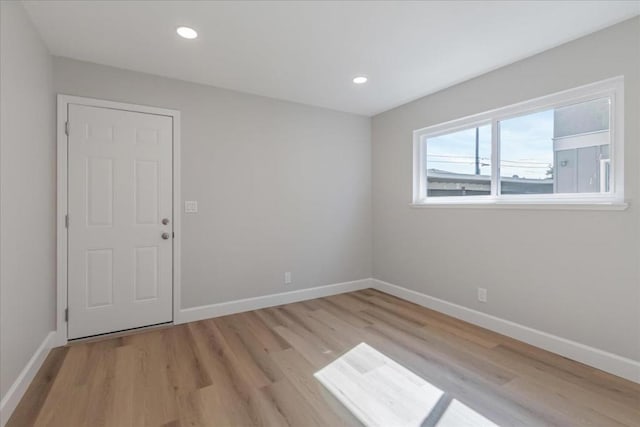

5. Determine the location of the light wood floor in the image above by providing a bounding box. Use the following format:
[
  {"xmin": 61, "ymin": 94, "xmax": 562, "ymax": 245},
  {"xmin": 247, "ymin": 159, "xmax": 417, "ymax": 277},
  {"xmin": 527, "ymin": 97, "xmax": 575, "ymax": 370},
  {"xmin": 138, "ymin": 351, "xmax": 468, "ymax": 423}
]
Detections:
[{"xmin": 8, "ymin": 289, "xmax": 640, "ymax": 427}]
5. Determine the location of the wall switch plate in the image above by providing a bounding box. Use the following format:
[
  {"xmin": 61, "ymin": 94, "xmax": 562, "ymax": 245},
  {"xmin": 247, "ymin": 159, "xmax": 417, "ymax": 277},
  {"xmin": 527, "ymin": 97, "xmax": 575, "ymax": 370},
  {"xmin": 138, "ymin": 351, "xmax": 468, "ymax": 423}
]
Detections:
[
  {"xmin": 184, "ymin": 201, "xmax": 198, "ymax": 213},
  {"xmin": 478, "ymin": 288, "xmax": 487, "ymax": 303},
  {"xmin": 284, "ymin": 272, "xmax": 292, "ymax": 285}
]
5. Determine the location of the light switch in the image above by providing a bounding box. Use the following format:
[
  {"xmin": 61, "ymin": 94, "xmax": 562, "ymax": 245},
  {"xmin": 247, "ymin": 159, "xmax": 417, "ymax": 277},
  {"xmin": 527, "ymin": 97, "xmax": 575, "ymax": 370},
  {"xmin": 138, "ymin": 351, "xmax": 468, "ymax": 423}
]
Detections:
[{"xmin": 184, "ymin": 201, "xmax": 198, "ymax": 213}]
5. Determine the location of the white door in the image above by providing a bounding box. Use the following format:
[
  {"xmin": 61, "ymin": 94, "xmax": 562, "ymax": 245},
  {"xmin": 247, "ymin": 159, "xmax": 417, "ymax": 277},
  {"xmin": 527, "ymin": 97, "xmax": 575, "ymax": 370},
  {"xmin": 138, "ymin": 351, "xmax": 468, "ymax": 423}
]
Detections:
[{"xmin": 67, "ymin": 104, "xmax": 173, "ymax": 339}]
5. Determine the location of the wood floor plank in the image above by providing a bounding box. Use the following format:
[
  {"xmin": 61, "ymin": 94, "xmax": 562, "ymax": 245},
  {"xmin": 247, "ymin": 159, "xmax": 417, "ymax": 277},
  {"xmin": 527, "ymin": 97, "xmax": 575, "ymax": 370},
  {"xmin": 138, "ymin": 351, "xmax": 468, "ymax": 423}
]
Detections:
[
  {"xmin": 240, "ymin": 311, "xmax": 292, "ymax": 353},
  {"xmin": 5, "ymin": 347, "xmax": 68, "ymax": 427},
  {"xmin": 281, "ymin": 304, "xmax": 353, "ymax": 353},
  {"xmin": 245, "ymin": 386, "xmax": 291, "ymax": 426},
  {"xmin": 81, "ymin": 345, "xmax": 118, "ymax": 427},
  {"xmin": 324, "ymin": 293, "xmax": 371, "ymax": 313},
  {"xmin": 177, "ymin": 383, "xmax": 256, "ymax": 427},
  {"xmin": 359, "ymin": 325, "xmax": 562, "ymax": 427},
  {"xmin": 271, "ymin": 348, "xmax": 361, "ymax": 426},
  {"xmin": 163, "ymin": 325, "xmax": 213, "ymax": 394},
  {"xmin": 360, "ymin": 289, "xmax": 504, "ymax": 346},
  {"xmin": 272, "ymin": 324, "xmax": 334, "ymax": 368},
  {"xmin": 310, "ymin": 298, "xmax": 373, "ymax": 329},
  {"xmin": 221, "ymin": 314, "xmax": 287, "ymax": 383},
  {"xmin": 259, "ymin": 379, "xmax": 328, "ymax": 427},
  {"xmin": 103, "ymin": 345, "xmax": 137, "ymax": 427},
  {"xmin": 496, "ymin": 340, "xmax": 640, "ymax": 403},
  {"xmin": 211, "ymin": 316, "xmax": 274, "ymax": 390},
  {"xmin": 359, "ymin": 309, "xmax": 516, "ymax": 386},
  {"xmin": 503, "ymin": 377, "xmax": 629, "ymax": 427},
  {"xmin": 488, "ymin": 345, "xmax": 640, "ymax": 426},
  {"xmin": 125, "ymin": 329, "xmax": 181, "ymax": 426},
  {"xmin": 32, "ymin": 345, "xmax": 94, "ymax": 426},
  {"xmin": 9, "ymin": 289, "xmax": 640, "ymax": 427},
  {"xmin": 356, "ymin": 290, "xmax": 500, "ymax": 348}
]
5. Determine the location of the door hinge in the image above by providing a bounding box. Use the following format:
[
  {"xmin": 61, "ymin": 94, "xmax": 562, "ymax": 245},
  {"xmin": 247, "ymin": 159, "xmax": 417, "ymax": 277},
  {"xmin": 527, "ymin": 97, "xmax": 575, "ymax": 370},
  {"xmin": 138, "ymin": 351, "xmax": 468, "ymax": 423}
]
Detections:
[
  {"xmin": 172, "ymin": 232, "xmax": 175, "ymax": 238},
  {"xmin": 65, "ymin": 214, "xmax": 69, "ymax": 228},
  {"xmin": 65, "ymin": 121, "xmax": 70, "ymax": 136},
  {"xmin": 64, "ymin": 308, "xmax": 69, "ymax": 322}
]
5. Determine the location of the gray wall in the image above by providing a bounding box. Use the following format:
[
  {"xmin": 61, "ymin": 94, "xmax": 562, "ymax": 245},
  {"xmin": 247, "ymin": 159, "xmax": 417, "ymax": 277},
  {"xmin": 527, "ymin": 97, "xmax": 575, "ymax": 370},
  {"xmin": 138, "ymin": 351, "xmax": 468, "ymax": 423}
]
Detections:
[
  {"xmin": 0, "ymin": 1, "xmax": 56, "ymax": 398},
  {"xmin": 372, "ymin": 17, "xmax": 640, "ymax": 361},
  {"xmin": 53, "ymin": 57, "xmax": 372, "ymax": 309}
]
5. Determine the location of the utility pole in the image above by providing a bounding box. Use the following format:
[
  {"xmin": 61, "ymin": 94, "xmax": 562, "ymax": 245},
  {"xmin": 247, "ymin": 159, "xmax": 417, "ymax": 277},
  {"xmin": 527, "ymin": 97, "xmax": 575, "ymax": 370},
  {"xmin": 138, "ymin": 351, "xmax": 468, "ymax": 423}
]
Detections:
[{"xmin": 475, "ymin": 127, "xmax": 480, "ymax": 175}]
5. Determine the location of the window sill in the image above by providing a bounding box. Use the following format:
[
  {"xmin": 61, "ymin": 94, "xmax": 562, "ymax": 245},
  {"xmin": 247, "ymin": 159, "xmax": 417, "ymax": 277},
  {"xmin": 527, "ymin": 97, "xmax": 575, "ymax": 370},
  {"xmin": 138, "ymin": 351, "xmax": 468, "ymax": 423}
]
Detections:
[{"xmin": 409, "ymin": 200, "xmax": 629, "ymax": 211}]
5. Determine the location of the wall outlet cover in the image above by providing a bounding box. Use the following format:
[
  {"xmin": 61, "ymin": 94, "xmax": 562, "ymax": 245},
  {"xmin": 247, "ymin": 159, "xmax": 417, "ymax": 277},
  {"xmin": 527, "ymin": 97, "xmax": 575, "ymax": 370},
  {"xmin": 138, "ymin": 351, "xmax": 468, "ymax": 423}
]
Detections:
[{"xmin": 478, "ymin": 287, "xmax": 487, "ymax": 303}]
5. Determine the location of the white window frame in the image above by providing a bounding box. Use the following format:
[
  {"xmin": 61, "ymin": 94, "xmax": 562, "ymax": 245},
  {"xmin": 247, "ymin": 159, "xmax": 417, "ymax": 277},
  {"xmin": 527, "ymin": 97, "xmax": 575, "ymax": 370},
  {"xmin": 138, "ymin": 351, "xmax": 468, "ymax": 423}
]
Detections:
[{"xmin": 412, "ymin": 77, "xmax": 626, "ymax": 210}]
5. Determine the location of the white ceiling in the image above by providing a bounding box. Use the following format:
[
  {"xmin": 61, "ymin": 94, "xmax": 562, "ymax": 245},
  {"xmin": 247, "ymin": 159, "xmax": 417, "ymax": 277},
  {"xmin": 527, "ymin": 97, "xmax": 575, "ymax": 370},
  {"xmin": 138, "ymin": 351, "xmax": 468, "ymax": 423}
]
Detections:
[{"xmin": 23, "ymin": 1, "xmax": 640, "ymax": 116}]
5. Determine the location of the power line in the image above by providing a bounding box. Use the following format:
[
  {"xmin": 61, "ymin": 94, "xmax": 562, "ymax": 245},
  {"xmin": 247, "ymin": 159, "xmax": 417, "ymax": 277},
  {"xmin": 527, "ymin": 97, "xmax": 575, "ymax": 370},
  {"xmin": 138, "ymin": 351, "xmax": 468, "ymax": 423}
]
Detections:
[
  {"xmin": 428, "ymin": 154, "xmax": 550, "ymax": 165},
  {"xmin": 428, "ymin": 160, "xmax": 549, "ymax": 169}
]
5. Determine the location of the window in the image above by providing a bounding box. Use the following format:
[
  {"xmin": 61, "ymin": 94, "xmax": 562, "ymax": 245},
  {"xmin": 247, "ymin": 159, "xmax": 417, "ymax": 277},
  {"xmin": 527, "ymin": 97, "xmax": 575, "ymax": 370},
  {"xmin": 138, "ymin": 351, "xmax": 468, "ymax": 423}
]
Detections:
[{"xmin": 413, "ymin": 77, "xmax": 625, "ymax": 208}]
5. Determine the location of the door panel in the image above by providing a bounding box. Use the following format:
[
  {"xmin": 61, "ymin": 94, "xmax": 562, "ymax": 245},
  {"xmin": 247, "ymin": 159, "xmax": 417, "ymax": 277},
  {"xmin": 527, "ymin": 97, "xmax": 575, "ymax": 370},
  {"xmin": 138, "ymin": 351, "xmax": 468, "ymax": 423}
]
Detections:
[
  {"xmin": 86, "ymin": 249, "xmax": 113, "ymax": 308},
  {"xmin": 67, "ymin": 104, "xmax": 173, "ymax": 339},
  {"xmin": 134, "ymin": 246, "xmax": 159, "ymax": 301},
  {"xmin": 135, "ymin": 160, "xmax": 159, "ymax": 225},
  {"xmin": 87, "ymin": 157, "xmax": 114, "ymax": 226}
]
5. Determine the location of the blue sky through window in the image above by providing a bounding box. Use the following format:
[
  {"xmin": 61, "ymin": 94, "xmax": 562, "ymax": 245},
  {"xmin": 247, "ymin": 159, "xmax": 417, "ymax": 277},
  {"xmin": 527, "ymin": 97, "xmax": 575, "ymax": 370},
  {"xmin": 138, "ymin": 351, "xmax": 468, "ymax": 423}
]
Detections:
[
  {"xmin": 426, "ymin": 125, "xmax": 491, "ymax": 176},
  {"xmin": 500, "ymin": 109, "xmax": 553, "ymax": 180}
]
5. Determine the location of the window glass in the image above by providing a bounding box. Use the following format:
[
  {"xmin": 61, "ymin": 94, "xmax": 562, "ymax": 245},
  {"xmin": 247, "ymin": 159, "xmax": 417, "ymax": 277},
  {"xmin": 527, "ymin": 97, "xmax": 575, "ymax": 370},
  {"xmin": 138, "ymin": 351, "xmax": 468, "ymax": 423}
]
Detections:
[
  {"xmin": 499, "ymin": 98, "xmax": 610, "ymax": 195},
  {"xmin": 426, "ymin": 125, "xmax": 491, "ymax": 197}
]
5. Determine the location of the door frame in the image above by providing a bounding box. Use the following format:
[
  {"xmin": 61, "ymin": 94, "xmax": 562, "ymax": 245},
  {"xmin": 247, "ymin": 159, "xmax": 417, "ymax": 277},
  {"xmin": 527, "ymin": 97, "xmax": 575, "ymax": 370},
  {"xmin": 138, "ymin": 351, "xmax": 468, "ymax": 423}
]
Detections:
[{"xmin": 55, "ymin": 94, "xmax": 181, "ymax": 346}]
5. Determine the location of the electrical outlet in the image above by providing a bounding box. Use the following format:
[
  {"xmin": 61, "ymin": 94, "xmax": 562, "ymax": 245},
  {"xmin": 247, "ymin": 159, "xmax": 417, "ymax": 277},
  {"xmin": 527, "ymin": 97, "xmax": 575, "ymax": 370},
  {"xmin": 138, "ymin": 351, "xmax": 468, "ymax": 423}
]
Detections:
[
  {"xmin": 478, "ymin": 288, "xmax": 487, "ymax": 303},
  {"xmin": 284, "ymin": 272, "xmax": 292, "ymax": 285}
]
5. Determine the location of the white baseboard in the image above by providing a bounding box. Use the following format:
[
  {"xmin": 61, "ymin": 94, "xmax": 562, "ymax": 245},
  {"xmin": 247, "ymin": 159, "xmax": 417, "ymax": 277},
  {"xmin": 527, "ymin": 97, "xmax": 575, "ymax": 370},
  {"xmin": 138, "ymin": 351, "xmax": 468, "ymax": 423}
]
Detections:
[
  {"xmin": 176, "ymin": 278, "xmax": 373, "ymax": 324},
  {"xmin": 0, "ymin": 331, "xmax": 56, "ymax": 427},
  {"xmin": 371, "ymin": 279, "xmax": 640, "ymax": 383}
]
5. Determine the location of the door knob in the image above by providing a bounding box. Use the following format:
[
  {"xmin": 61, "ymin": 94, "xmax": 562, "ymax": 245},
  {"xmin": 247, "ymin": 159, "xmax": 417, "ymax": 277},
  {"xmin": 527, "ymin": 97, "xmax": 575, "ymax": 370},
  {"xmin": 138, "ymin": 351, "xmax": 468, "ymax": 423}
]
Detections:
[
  {"xmin": 162, "ymin": 218, "xmax": 170, "ymax": 225},
  {"xmin": 161, "ymin": 232, "xmax": 170, "ymax": 240}
]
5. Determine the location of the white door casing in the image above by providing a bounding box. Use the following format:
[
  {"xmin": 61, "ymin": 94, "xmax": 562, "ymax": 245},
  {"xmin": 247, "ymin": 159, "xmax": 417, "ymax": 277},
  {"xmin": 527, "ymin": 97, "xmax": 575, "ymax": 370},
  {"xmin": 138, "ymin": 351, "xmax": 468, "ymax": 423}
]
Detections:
[{"xmin": 66, "ymin": 103, "xmax": 174, "ymax": 339}]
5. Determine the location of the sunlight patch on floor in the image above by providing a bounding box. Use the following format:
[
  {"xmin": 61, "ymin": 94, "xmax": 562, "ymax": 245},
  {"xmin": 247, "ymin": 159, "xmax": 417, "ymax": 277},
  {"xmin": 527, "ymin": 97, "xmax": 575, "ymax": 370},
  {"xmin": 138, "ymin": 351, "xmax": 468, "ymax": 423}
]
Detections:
[
  {"xmin": 314, "ymin": 343, "xmax": 498, "ymax": 427},
  {"xmin": 435, "ymin": 398, "xmax": 498, "ymax": 427}
]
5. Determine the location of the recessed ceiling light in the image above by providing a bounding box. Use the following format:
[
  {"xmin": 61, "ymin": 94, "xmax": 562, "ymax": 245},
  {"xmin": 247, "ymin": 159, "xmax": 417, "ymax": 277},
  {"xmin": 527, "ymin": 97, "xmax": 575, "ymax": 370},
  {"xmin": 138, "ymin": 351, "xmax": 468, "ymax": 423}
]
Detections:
[
  {"xmin": 353, "ymin": 76, "xmax": 368, "ymax": 84},
  {"xmin": 176, "ymin": 26, "xmax": 198, "ymax": 40}
]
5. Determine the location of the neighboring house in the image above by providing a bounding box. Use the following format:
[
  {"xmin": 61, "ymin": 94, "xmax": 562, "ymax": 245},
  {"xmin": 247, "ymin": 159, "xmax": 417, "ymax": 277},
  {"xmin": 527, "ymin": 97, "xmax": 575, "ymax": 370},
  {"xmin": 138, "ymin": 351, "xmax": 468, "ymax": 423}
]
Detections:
[
  {"xmin": 553, "ymin": 97, "xmax": 610, "ymax": 193},
  {"xmin": 426, "ymin": 169, "xmax": 553, "ymax": 196}
]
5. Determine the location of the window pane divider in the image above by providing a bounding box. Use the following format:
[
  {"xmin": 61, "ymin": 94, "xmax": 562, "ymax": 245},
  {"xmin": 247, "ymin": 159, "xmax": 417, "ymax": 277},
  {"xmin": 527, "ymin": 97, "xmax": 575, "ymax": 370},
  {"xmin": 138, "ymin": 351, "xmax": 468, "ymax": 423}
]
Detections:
[{"xmin": 490, "ymin": 118, "xmax": 499, "ymax": 197}]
